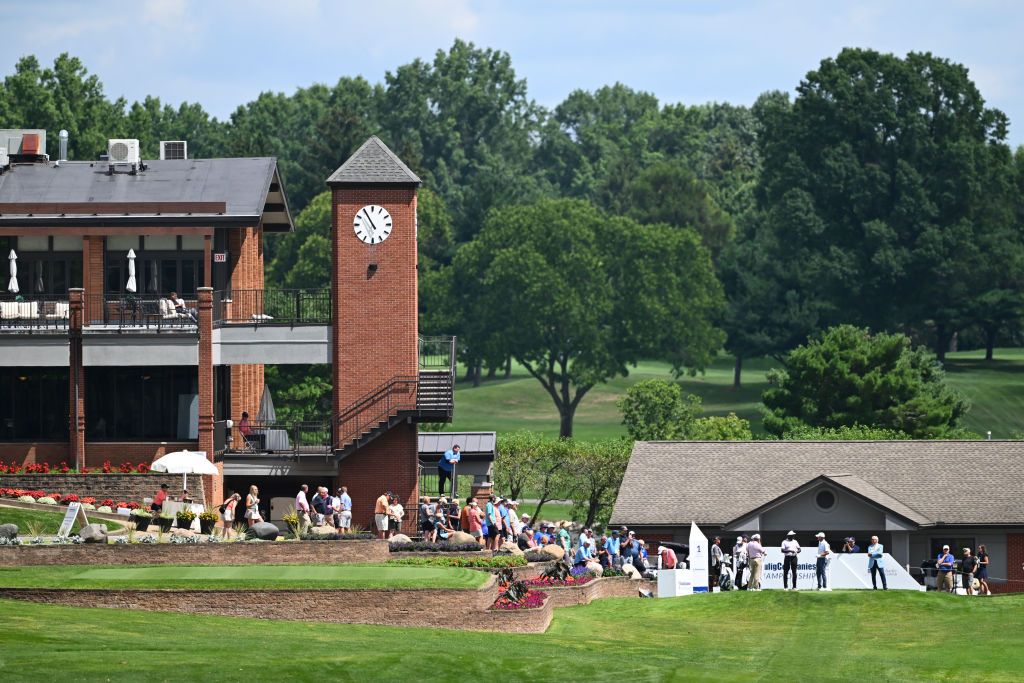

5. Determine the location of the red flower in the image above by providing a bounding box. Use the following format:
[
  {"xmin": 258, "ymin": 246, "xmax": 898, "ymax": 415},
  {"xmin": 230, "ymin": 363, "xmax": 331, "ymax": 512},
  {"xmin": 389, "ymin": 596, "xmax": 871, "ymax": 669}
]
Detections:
[
  {"xmin": 57, "ymin": 461, "xmax": 71, "ymax": 473},
  {"xmin": 81, "ymin": 497, "xmax": 96, "ymax": 505},
  {"xmin": 136, "ymin": 463, "xmax": 150, "ymax": 473},
  {"xmin": 119, "ymin": 462, "xmax": 133, "ymax": 473},
  {"xmin": 60, "ymin": 494, "xmax": 80, "ymax": 505},
  {"xmin": 99, "ymin": 499, "xmax": 115, "ymax": 508},
  {"xmin": 101, "ymin": 460, "xmax": 113, "ymax": 474}
]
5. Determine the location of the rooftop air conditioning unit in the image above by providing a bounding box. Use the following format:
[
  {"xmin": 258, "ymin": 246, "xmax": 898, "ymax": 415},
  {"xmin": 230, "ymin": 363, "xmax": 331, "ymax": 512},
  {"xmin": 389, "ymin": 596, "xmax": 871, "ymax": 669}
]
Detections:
[
  {"xmin": 159, "ymin": 140, "xmax": 187, "ymax": 160},
  {"xmin": 0, "ymin": 147, "xmax": 8, "ymax": 170},
  {"xmin": 107, "ymin": 138, "xmax": 141, "ymax": 164}
]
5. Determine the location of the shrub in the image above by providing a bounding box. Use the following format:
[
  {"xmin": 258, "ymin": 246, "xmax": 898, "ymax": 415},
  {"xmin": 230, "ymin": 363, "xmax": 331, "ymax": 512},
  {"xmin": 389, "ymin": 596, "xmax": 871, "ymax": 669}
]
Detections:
[
  {"xmin": 524, "ymin": 551, "xmax": 553, "ymax": 563},
  {"xmin": 489, "ymin": 588, "xmax": 547, "ymax": 611},
  {"xmin": 81, "ymin": 497, "xmax": 96, "ymax": 505},
  {"xmin": 198, "ymin": 510, "xmax": 219, "ymax": 523},
  {"xmin": 36, "ymin": 497, "xmax": 57, "ymax": 505},
  {"xmin": 96, "ymin": 506, "xmax": 112, "ymax": 513},
  {"xmin": 300, "ymin": 532, "xmax": 375, "ymax": 541},
  {"xmin": 18, "ymin": 496, "xmax": 35, "ymax": 503},
  {"xmin": 387, "ymin": 556, "xmax": 527, "ymax": 568},
  {"xmin": 60, "ymin": 494, "xmax": 80, "ymax": 505},
  {"xmin": 99, "ymin": 499, "xmax": 114, "ymax": 508}
]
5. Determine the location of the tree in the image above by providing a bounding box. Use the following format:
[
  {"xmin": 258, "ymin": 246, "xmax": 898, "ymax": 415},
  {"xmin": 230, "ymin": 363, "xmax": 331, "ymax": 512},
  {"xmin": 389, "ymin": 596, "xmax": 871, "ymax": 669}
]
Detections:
[
  {"xmin": 762, "ymin": 325, "xmax": 970, "ymax": 438},
  {"xmin": 686, "ymin": 414, "xmax": 753, "ymax": 441},
  {"xmin": 757, "ymin": 49, "xmax": 1015, "ymax": 356},
  {"xmin": 780, "ymin": 424, "xmax": 911, "ymax": 440},
  {"xmin": 494, "ymin": 430, "xmax": 549, "ymax": 502},
  {"xmin": 445, "ymin": 198, "xmax": 725, "ymax": 437},
  {"xmin": 563, "ymin": 439, "xmax": 632, "ymax": 528},
  {"xmin": 617, "ymin": 379, "xmax": 751, "ymax": 441}
]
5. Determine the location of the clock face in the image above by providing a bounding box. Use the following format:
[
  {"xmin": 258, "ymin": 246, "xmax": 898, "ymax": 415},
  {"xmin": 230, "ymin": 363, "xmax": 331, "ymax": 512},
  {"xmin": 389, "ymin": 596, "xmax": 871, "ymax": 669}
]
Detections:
[{"xmin": 353, "ymin": 205, "xmax": 393, "ymax": 244}]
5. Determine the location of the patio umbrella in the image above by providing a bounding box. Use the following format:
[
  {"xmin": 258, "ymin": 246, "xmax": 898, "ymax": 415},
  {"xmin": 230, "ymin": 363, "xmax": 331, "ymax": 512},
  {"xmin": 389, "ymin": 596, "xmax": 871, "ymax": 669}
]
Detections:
[
  {"xmin": 256, "ymin": 384, "xmax": 276, "ymax": 424},
  {"xmin": 150, "ymin": 449, "xmax": 219, "ymax": 492},
  {"xmin": 7, "ymin": 249, "xmax": 18, "ymax": 294},
  {"xmin": 126, "ymin": 249, "xmax": 137, "ymax": 293}
]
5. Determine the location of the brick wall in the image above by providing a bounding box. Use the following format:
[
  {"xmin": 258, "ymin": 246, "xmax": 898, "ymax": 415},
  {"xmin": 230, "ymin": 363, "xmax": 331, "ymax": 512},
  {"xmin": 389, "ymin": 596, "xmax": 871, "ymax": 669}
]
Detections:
[
  {"xmin": 0, "ymin": 443, "xmax": 69, "ymax": 467},
  {"xmin": 0, "ymin": 472, "xmax": 204, "ymax": 504},
  {"xmin": 82, "ymin": 236, "xmax": 104, "ymax": 323},
  {"xmin": 229, "ymin": 365, "xmax": 264, "ymax": 425},
  {"xmin": 331, "ymin": 186, "xmax": 418, "ymax": 413},
  {"xmin": 337, "ymin": 422, "xmax": 419, "ymax": 535},
  {"xmin": 0, "ymin": 539, "xmax": 387, "ymax": 567},
  {"xmin": 83, "ymin": 442, "xmax": 197, "ymax": 469},
  {"xmin": 998, "ymin": 533, "xmax": 1024, "ymax": 594}
]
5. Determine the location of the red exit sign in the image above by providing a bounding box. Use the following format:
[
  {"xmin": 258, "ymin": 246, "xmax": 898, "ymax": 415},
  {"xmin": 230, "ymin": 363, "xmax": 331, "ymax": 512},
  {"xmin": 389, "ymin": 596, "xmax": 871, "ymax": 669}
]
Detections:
[{"xmin": 213, "ymin": 253, "xmax": 227, "ymax": 263}]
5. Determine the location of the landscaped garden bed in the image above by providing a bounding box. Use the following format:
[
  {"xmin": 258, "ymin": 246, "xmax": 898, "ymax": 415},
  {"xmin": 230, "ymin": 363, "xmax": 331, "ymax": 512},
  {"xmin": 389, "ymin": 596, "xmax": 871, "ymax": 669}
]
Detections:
[
  {"xmin": 388, "ymin": 555, "xmax": 527, "ymax": 568},
  {"xmin": 388, "ymin": 540, "xmax": 483, "ymax": 552}
]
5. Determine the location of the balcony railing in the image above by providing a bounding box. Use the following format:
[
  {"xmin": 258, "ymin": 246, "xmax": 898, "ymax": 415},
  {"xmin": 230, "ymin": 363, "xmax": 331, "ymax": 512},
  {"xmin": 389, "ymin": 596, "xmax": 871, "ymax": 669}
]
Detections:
[
  {"xmin": 218, "ymin": 418, "xmax": 333, "ymax": 457},
  {"xmin": 214, "ymin": 289, "xmax": 330, "ymax": 326},
  {"xmin": 419, "ymin": 335, "xmax": 457, "ymax": 372},
  {"xmin": 0, "ymin": 295, "xmax": 70, "ymax": 332},
  {"xmin": 84, "ymin": 294, "xmax": 197, "ymax": 331}
]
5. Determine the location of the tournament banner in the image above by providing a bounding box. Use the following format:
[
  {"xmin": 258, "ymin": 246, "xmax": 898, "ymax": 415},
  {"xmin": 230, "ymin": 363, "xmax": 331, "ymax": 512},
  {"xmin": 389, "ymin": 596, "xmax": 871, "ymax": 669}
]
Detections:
[
  {"xmin": 757, "ymin": 548, "xmax": 924, "ymax": 591},
  {"xmin": 689, "ymin": 521, "xmax": 709, "ymax": 593}
]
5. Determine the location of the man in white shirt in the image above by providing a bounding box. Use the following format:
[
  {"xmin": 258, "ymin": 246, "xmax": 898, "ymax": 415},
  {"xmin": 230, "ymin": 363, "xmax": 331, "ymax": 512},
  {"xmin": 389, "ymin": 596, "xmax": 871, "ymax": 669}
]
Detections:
[
  {"xmin": 781, "ymin": 530, "xmax": 802, "ymax": 590},
  {"xmin": 746, "ymin": 534, "xmax": 766, "ymax": 591},
  {"xmin": 733, "ymin": 535, "xmax": 748, "ymax": 589},
  {"xmin": 816, "ymin": 532, "xmax": 833, "ymax": 590},
  {"xmin": 710, "ymin": 536, "xmax": 724, "ymax": 588},
  {"xmin": 295, "ymin": 484, "xmax": 311, "ymax": 533}
]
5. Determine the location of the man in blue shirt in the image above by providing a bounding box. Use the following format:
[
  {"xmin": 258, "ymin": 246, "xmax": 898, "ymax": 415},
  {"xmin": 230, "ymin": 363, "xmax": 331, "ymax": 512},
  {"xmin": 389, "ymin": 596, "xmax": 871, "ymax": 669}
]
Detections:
[
  {"xmin": 437, "ymin": 444, "xmax": 460, "ymax": 497},
  {"xmin": 867, "ymin": 535, "xmax": 887, "ymax": 590},
  {"xmin": 337, "ymin": 486, "xmax": 352, "ymax": 534},
  {"xmin": 606, "ymin": 529, "xmax": 622, "ymax": 568},
  {"xmin": 574, "ymin": 529, "xmax": 595, "ymax": 567},
  {"xmin": 936, "ymin": 545, "xmax": 955, "ymax": 593}
]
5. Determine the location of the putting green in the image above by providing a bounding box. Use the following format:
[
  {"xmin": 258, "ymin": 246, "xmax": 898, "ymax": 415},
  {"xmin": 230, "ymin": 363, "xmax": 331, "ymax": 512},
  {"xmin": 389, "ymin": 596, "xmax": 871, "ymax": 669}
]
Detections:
[{"xmin": 0, "ymin": 564, "xmax": 489, "ymax": 590}]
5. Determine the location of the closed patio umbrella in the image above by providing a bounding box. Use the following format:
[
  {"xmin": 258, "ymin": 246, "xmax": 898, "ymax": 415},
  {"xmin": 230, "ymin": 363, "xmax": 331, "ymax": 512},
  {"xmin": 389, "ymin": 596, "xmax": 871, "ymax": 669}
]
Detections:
[
  {"xmin": 7, "ymin": 250, "xmax": 17, "ymax": 294},
  {"xmin": 126, "ymin": 249, "xmax": 137, "ymax": 293},
  {"xmin": 256, "ymin": 384, "xmax": 276, "ymax": 424}
]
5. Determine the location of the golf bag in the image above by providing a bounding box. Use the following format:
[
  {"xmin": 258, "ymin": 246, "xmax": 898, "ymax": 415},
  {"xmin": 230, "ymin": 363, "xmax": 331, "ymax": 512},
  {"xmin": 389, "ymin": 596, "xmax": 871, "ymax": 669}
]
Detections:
[{"xmin": 718, "ymin": 564, "xmax": 735, "ymax": 591}]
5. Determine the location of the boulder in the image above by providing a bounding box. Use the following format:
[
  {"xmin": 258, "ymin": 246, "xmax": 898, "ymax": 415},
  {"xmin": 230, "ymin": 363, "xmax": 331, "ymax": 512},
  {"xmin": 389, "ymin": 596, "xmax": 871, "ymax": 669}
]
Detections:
[
  {"xmin": 542, "ymin": 544, "xmax": 565, "ymax": 560},
  {"xmin": 623, "ymin": 563, "xmax": 642, "ymax": 580},
  {"xmin": 389, "ymin": 533, "xmax": 412, "ymax": 544},
  {"xmin": 249, "ymin": 522, "xmax": 280, "ymax": 541},
  {"xmin": 448, "ymin": 531, "xmax": 476, "ymax": 545},
  {"xmin": 79, "ymin": 523, "xmax": 108, "ymax": 543},
  {"xmin": 585, "ymin": 561, "xmax": 603, "ymax": 577},
  {"xmin": 0, "ymin": 523, "xmax": 17, "ymax": 540},
  {"xmin": 495, "ymin": 541, "xmax": 524, "ymax": 556}
]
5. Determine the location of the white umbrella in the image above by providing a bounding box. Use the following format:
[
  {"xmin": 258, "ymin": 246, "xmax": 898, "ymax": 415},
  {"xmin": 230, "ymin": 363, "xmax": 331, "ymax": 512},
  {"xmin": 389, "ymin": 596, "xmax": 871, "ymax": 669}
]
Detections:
[
  {"xmin": 7, "ymin": 249, "xmax": 18, "ymax": 294},
  {"xmin": 126, "ymin": 249, "xmax": 137, "ymax": 293},
  {"xmin": 150, "ymin": 449, "xmax": 218, "ymax": 492}
]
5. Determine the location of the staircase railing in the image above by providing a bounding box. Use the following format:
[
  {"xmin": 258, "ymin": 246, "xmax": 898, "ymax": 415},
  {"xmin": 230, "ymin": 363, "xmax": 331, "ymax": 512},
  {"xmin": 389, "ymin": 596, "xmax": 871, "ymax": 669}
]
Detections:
[{"xmin": 330, "ymin": 375, "xmax": 420, "ymax": 452}]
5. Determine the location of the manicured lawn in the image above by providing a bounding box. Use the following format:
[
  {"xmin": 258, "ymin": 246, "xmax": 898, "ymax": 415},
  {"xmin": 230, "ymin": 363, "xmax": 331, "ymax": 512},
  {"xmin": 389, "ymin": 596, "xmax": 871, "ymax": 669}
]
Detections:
[
  {"xmin": 0, "ymin": 505, "xmax": 123, "ymax": 535},
  {"xmin": 0, "ymin": 591, "xmax": 1021, "ymax": 680},
  {"xmin": 517, "ymin": 502, "xmax": 574, "ymax": 524},
  {"xmin": 0, "ymin": 563, "xmax": 488, "ymax": 590},
  {"xmin": 451, "ymin": 350, "xmax": 1024, "ymax": 440}
]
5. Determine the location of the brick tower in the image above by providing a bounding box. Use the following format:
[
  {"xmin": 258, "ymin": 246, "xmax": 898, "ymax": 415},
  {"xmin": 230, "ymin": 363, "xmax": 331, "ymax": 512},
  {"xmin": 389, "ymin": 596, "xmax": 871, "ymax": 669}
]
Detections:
[{"xmin": 327, "ymin": 136, "xmax": 421, "ymax": 533}]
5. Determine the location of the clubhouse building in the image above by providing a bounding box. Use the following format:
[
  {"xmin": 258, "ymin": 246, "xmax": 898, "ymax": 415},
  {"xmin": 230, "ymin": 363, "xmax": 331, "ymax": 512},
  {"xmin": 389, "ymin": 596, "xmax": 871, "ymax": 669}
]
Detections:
[
  {"xmin": 610, "ymin": 440, "xmax": 1024, "ymax": 591},
  {"xmin": 0, "ymin": 129, "xmax": 454, "ymax": 531}
]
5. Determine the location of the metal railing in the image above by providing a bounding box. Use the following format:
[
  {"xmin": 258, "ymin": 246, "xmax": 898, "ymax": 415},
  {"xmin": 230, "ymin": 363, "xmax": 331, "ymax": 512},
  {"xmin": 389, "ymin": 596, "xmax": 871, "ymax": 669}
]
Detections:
[
  {"xmin": 419, "ymin": 335, "xmax": 457, "ymax": 371},
  {"xmin": 214, "ymin": 288, "xmax": 330, "ymax": 325},
  {"xmin": 0, "ymin": 295, "xmax": 71, "ymax": 331},
  {"xmin": 220, "ymin": 419, "xmax": 333, "ymax": 457},
  {"xmin": 332, "ymin": 376, "xmax": 420, "ymax": 452},
  {"xmin": 84, "ymin": 294, "xmax": 197, "ymax": 331}
]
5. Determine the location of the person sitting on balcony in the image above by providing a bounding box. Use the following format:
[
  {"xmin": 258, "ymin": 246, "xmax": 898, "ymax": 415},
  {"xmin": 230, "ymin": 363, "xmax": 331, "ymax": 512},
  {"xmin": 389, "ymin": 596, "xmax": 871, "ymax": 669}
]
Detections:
[{"xmin": 169, "ymin": 291, "xmax": 197, "ymax": 322}]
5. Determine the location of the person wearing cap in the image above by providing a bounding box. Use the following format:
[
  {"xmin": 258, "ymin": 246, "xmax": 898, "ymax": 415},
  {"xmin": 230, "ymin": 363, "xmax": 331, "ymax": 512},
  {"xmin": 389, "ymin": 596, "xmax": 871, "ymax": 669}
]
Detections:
[
  {"xmin": 746, "ymin": 534, "xmax": 765, "ymax": 590},
  {"xmin": 374, "ymin": 489, "xmax": 392, "ymax": 540},
  {"xmin": 781, "ymin": 531, "xmax": 801, "ymax": 590},
  {"xmin": 935, "ymin": 545, "xmax": 955, "ymax": 592},
  {"xmin": 574, "ymin": 529, "xmax": 595, "ymax": 567},
  {"xmin": 621, "ymin": 530, "xmax": 639, "ymax": 567},
  {"xmin": 841, "ymin": 536, "xmax": 860, "ymax": 553},
  {"xmin": 446, "ymin": 497, "xmax": 461, "ymax": 533},
  {"xmin": 709, "ymin": 536, "xmax": 724, "ymax": 587},
  {"xmin": 961, "ymin": 547, "xmax": 978, "ymax": 595},
  {"xmin": 606, "ymin": 529, "xmax": 622, "ymax": 568},
  {"xmin": 337, "ymin": 486, "xmax": 352, "ymax": 534},
  {"xmin": 733, "ymin": 535, "xmax": 748, "ymax": 589},
  {"xmin": 557, "ymin": 521, "xmax": 572, "ymax": 559},
  {"xmin": 815, "ymin": 532, "xmax": 833, "ymax": 590},
  {"xmin": 658, "ymin": 544, "xmax": 678, "ymax": 569},
  {"xmin": 151, "ymin": 483, "xmax": 169, "ymax": 513},
  {"xmin": 867, "ymin": 535, "xmax": 887, "ymax": 590},
  {"xmin": 517, "ymin": 524, "xmax": 535, "ymax": 551},
  {"xmin": 437, "ymin": 444, "xmax": 460, "ymax": 498}
]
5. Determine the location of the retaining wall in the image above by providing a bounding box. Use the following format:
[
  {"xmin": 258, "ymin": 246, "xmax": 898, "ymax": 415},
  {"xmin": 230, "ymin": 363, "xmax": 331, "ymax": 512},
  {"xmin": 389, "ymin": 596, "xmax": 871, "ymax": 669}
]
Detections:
[{"xmin": 0, "ymin": 473, "xmax": 205, "ymax": 505}]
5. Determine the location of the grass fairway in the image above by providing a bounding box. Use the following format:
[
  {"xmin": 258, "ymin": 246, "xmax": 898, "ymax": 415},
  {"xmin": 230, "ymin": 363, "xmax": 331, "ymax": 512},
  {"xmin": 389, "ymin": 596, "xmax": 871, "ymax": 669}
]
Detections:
[
  {"xmin": 0, "ymin": 563, "xmax": 488, "ymax": 590},
  {"xmin": 451, "ymin": 349, "xmax": 1024, "ymax": 440},
  {"xmin": 0, "ymin": 591, "xmax": 1021, "ymax": 681},
  {"xmin": 0, "ymin": 505, "xmax": 123, "ymax": 535}
]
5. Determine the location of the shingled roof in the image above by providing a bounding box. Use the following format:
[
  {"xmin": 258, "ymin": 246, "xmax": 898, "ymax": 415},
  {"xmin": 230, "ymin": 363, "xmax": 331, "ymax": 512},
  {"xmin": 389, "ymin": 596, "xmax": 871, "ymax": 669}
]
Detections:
[
  {"xmin": 610, "ymin": 440, "xmax": 1024, "ymax": 528},
  {"xmin": 326, "ymin": 136, "xmax": 421, "ymax": 186}
]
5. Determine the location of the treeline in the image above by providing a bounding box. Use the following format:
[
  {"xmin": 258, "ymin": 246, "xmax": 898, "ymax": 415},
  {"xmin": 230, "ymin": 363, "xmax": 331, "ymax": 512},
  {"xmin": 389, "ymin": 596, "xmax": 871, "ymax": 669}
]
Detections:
[{"xmin": 5, "ymin": 44, "xmax": 1023, "ymax": 435}]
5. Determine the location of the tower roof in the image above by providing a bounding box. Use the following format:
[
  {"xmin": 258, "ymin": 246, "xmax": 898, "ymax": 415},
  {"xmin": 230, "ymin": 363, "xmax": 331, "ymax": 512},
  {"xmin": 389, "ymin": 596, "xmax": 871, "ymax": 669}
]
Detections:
[{"xmin": 326, "ymin": 135, "xmax": 421, "ymax": 186}]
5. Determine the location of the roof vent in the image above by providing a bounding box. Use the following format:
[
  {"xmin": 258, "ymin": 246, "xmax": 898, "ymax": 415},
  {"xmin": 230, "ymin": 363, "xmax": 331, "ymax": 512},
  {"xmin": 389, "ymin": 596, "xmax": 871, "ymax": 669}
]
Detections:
[
  {"xmin": 0, "ymin": 129, "xmax": 48, "ymax": 162},
  {"xmin": 159, "ymin": 140, "xmax": 187, "ymax": 160},
  {"xmin": 0, "ymin": 147, "xmax": 8, "ymax": 174}
]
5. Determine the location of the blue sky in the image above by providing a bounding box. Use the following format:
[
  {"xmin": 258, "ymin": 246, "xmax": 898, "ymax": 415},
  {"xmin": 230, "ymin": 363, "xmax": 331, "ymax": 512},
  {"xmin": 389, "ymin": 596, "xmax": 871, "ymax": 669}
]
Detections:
[{"xmin": 4, "ymin": 0, "xmax": 1023, "ymax": 147}]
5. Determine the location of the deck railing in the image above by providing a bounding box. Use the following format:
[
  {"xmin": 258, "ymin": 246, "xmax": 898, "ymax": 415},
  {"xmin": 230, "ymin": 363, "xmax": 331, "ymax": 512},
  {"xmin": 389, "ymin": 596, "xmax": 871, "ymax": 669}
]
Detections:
[
  {"xmin": 214, "ymin": 289, "xmax": 330, "ymax": 325},
  {"xmin": 0, "ymin": 295, "xmax": 71, "ymax": 331},
  {"xmin": 83, "ymin": 294, "xmax": 196, "ymax": 331}
]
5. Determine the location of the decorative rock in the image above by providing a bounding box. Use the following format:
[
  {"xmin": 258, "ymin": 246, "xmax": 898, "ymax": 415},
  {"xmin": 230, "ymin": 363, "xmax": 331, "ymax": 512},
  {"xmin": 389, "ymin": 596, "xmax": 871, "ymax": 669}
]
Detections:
[
  {"xmin": 585, "ymin": 561, "xmax": 603, "ymax": 577},
  {"xmin": 79, "ymin": 523, "xmax": 108, "ymax": 543},
  {"xmin": 249, "ymin": 522, "xmax": 280, "ymax": 541},
  {"xmin": 623, "ymin": 563, "xmax": 642, "ymax": 580},
  {"xmin": 496, "ymin": 541, "xmax": 525, "ymax": 556},
  {"xmin": 0, "ymin": 523, "xmax": 17, "ymax": 540},
  {"xmin": 448, "ymin": 531, "xmax": 476, "ymax": 545},
  {"xmin": 389, "ymin": 533, "xmax": 412, "ymax": 544},
  {"xmin": 542, "ymin": 544, "xmax": 565, "ymax": 560}
]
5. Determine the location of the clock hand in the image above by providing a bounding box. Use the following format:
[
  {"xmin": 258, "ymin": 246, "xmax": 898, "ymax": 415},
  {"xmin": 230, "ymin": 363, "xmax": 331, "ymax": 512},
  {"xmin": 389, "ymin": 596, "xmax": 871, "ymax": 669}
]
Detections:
[{"xmin": 363, "ymin": 209, "xmax": 380, "ymax": 235}]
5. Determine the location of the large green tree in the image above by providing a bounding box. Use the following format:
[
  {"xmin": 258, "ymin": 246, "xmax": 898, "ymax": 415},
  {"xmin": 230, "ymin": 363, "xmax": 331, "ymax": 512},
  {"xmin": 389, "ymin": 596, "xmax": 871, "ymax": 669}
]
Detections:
[
  {"xmin": 756, "ymin": 49, "xmax": 1016, "ymax": 357},
  {"xmin": 438, "ymin": 198, "xmax": 725, "ymax": 437},
  {"xmin": 762, "ymin": 325, "xmax": 969, "ymax": 438}
]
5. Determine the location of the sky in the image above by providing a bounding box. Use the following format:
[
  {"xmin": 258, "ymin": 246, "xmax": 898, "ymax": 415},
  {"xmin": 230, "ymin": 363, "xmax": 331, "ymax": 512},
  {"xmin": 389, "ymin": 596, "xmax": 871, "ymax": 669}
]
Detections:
[{"xmin": 3, "ymin": 0, "xmax": 1023, "ymax": 147}]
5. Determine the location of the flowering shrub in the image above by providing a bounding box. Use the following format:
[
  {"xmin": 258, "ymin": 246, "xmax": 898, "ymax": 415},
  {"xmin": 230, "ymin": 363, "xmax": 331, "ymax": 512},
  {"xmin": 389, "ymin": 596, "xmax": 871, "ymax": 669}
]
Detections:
[
  {"xmin": 176, "ymin": 509, "xmax": 197, "ymax": 524},
  {"xmin": 36, "ymin": 496, "xmax": 58, "ymax": 505},
  {"xmin": 301, "ymin": 532, "xmax": 376, "ymax": 541},
  {"xmin": 96, "ymin": 505, "xmax": 112, "ymax": 513},
  {"xmin": 388, "ymin": 541, "xmax": 483, "ymax": 552},
  {"xmin": 60, "ymin": 494, "xmax": 80, "ymax": 505},
  {"xmin": 198, "ymin": 510, "xmax": 219, "ymax": 523},
  {"xmin": 57, "ymin": 462, "xmax": 71, "ymax": 473},
  {"xmin": 24, "ymin": 463, "xmax": 50, "ymax": 474},
  {"xmin": 524, "ymin": 551, "xmax": 554, "ymax": 563},
  {"xmin": 80, "ymin": 497, "xmax": 96, "ymax": 505},
  {"xmin": 523, "ymin": 574, "xmax": 595, "ymax": 587},
  {"xmin": 388, "ymin": 556, "xmax": 527, "ymax": 568},
  {"xmin": 489, "ymin": 589, "xmax": 547, "ymax": 611},
  {"xmin": 99, "ymin": 499, "xmax": 115, "ymax": 508},
  {"xmin": 0, "ymin": 460, "xmax": 150, "ymax": 474},
  {"xmin": 136, "ymin": 463, "xmax": 150, "ymax": 473},
  {"xmin": 18, "ymin": 495, "xmax": 35, "ymax": 503}
]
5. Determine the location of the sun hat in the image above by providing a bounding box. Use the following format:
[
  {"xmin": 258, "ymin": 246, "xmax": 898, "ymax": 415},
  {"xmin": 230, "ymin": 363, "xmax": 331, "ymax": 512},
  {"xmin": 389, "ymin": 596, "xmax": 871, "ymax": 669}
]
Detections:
[
  {"xmin": 751, "ymin": 534, "xmax": 760, "ymax": 540},
  {"xmin": 816, "ymin": 532, "xmax": 825, "ymax": 538},
  {"xmin": 561, "ymin": 521, "xmax": 571, "ymax": 528},
  {"xmin": 787, "ymin": 530, "xmax": 796, "ymax": 536}
]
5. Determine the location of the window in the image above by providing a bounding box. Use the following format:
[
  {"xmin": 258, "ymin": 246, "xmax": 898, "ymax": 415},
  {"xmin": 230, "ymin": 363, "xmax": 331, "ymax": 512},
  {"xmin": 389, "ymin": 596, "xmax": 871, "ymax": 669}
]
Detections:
[
  {"xmin": 0, "ymin": 368, "xmax": 69, "ymax": 441},
  {"xmin": 814, "ymin": 488, "xmax": 837, "ymax": 512},
  {"xmin": 85, "ymin": 366, "xmax": 198, "ymax": 440},
  {"xmin": 11, "ymin": 236, "xmax": 83, "ymax": 295},
  {"xmin": 105, "ymin": 236, "xmax": 201, "ymax": 295}
]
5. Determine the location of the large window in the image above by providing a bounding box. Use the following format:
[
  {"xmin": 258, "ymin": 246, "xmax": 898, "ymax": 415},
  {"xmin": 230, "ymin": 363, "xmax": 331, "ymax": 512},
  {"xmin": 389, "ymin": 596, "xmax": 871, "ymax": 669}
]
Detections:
[
  {"xmin": 3, "ymin": 236, "xmax": 83, "ymax": 295},
  {"xmin": 0, "ymin": 368, "xmax": 69, "ymax": 441},
  {"xmin": 85, "ymin": 367, "xmax": 198, "ymax": 440},
  {"xmin": 105, "ymin": 235, "xmax": 202, "ymax": 296}
]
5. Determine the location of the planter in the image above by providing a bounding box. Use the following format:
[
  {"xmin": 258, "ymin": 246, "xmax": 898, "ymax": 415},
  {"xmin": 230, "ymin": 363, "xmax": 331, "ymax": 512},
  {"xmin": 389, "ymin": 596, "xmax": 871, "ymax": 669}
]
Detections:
[
  {"xmin": 157, "ymin": 518, "xmax": 174, "ymax": 533},
  {"xmin": 199, "ymin": 519, "xmax": 216, "ymax": 535},
  {"xmin": 176, "ymin": 518, "xmax": 195, "ymax": 530},
  {"xmin": 132, "ymin": 516, "xmax": 152, "ymax": 531}
]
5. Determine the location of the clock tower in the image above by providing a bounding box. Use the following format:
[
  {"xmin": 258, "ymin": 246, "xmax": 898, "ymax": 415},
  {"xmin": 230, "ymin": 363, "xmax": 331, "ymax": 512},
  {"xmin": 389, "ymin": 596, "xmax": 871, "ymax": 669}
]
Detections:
[{"xmin": 327, "ymin": 136, "xmax": 422, "ymax": 533}]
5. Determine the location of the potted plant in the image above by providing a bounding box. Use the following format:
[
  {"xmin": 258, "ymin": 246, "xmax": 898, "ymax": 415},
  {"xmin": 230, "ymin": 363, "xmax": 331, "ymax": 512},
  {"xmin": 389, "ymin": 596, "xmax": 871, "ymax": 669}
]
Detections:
[
  {"xmin": 176, "ymin": 508, "xmax": 197, "ymax": 530},
  {"xmin": 157, "ymin": 511, "xmax": 175, "ymax": 533},
  {"xmin": 282, "ymin": 508, "xmax": 301, "ymax": 538},
  {"xmin": 198, "ymin": 509, "xmax": 218, "ymax": 535},
  {"xmin": 131, "ymin": 509, "xmax": 152, "ymax": 531}
]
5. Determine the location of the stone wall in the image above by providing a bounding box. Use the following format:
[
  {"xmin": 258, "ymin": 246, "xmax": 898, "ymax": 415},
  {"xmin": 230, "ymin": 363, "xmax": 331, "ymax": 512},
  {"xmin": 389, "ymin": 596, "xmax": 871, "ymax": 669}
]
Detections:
[
  {"xmin": 0, "ymin": 473, "xmax": 205, "ymax": 505},
  {"xmin": 0, "ymin": 539, "xmax": 388, "ymax": 567}
]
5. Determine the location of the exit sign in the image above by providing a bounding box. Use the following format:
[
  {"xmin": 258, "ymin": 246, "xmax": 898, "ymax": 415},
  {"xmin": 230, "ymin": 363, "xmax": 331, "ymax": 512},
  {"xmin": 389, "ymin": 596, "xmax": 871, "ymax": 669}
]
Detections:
[{"xmin": 213, "ymin": 253, "xmax": 227, "ymax": 263}]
